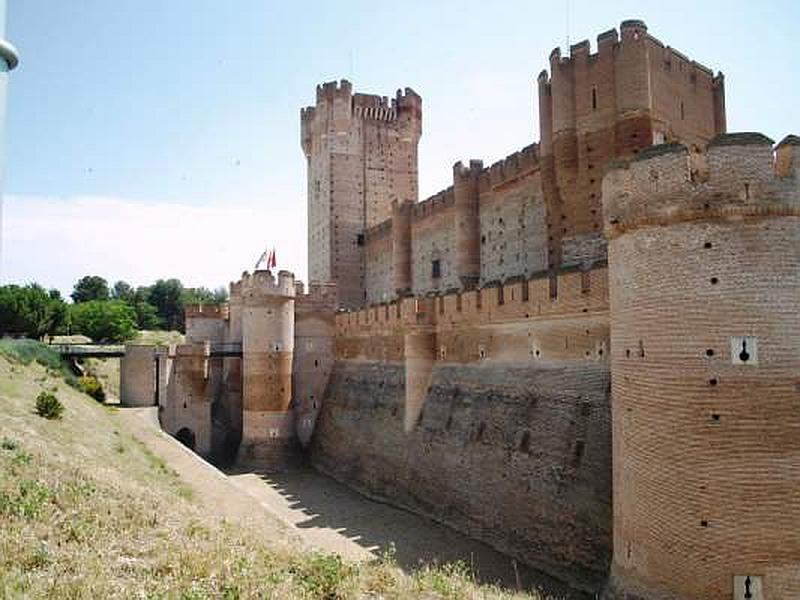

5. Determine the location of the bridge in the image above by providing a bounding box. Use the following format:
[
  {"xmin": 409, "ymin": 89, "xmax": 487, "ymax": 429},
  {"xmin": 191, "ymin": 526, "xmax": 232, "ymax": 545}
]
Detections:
[{"xmin": 53, "ymin": 342, "xmax": 243, "ymax": 359}]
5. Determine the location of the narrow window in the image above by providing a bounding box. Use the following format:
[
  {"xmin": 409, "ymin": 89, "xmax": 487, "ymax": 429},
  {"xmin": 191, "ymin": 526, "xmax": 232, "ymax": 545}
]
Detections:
[
  {"xmin": 680, "ymin": 100, "xmax": 685, "ymax": 120},
  {"xmin": 356, "ymin": 233, "xmax": 365, "ymax": 246},
  {"xmin": 497, "ymin": 286, "xmax": 504, "ymax": 305},
  {"xmin": 591, "ymin": 87, "xmax": 597, "ymax": 110},
  {"xmin": 549, "ymin": 274, "xmax": 558, "ymax": 300},
  {"xmin": 431, "ymin": 259, "xmax": 441, "ymax": 279}
]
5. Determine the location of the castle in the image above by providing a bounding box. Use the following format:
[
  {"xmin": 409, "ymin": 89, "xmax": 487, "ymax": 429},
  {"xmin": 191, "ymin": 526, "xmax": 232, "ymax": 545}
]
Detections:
[{"xmin": 120, "ymin": 20, "xmax": 799, "ymax": 600}]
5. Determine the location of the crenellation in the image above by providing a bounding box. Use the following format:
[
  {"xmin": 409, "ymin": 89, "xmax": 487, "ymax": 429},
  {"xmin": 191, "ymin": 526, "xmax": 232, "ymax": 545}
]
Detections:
[{"xmin": 603, "ymin": 134, "xmax": 800, "ymax": 238}]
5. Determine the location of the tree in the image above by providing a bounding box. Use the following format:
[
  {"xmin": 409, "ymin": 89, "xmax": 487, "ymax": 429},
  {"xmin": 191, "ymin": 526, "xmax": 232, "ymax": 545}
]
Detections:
[
  {"xmin": 147, "ymin": 279, "xmax": 184, "ymax": 331},
  {"xmin": 111, "ymin": 280, "xmax": 134, "ymax": 303},
  {"xmin": 133, "ymin": 300, "xmax": 161, "ymax": 330},
  {"xmin": 71, "ymin": 275, "xmax": 109, "ymax": 303},
  {"xmin": 68, "ymin": 300, "xmax": 137, "ymax": 342},
  {"xmin": 0, "ymin": 284, "xmax": 69, "ymax": 338}
]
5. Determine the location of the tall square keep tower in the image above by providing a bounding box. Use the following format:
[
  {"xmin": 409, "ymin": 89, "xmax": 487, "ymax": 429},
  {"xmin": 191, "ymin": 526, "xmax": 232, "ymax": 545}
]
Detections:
[{"xmin": 301, "ymin": 80, "xmax": 422, "ymax": 308}]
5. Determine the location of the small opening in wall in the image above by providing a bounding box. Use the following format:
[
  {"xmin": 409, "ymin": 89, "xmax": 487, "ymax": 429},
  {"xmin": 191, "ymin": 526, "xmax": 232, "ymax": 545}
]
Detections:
[
  {"xmin": 176, "ymin": 427, "xmax": 196, "ymax": 450},
  {"xmin": 711, "ymin": 413, "xmax": 720, "ymax": 422},
  {"xmin": 519, "ymin": 431, "xmax": 531, "ymax": 453},
  {"xmin": 709, "ymin": 378, "xmax": 718, "ymax": 386},
  {"xmin": 314, "ymin": 359, "xmax": 319, "ymax": 367},
  {"xmin": 710, "ymin": 277, "xmax": 719, "ymax": 285},
  {"xmin": 625, "ymin": 349, "xmax": 631, "ymax": 358},
  {"xmin": 475, "ymin": 422, "xmax": 486, "ymax": 442},
  {"xmin": 638, "ymin": 340, "xmax": 645, "ymax": 358},
  {"xmin": 535, "ymin": 349, "xmax": 541, "ymax": 357},
  {"xmin": 738, "ymin": 339, "xmax": 752, "ymax": 363},
  {"xmin": 706, "ymin": 348, "xmax": 715, "ymax": 357},
  {"xmin": 445, "ymin": 415, "xmax": 453, "ymax": 430},
  {"xmin": 704, "ymin": 241, "xmax": 713, "ymax": 249},
  {"xmin": 701, "ymin": 520, "xmax": 709, "ymax": 527},
  {"xmin": 591, "ymin": 87, "xmax": 597, "ymax": 110}
]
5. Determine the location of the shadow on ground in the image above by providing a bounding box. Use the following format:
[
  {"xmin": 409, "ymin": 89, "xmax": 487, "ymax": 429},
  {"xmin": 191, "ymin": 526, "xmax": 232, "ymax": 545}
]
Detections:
[{"xmin": 225, "ymin": 465, "xmax": 593, "ymax": 600}]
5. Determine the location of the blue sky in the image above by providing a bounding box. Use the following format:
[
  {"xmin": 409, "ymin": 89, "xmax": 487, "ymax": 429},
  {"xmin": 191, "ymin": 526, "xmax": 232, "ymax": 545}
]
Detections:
[{"xmin": 3, "ymin": 0, "xmax": 798, "ymax": 296}]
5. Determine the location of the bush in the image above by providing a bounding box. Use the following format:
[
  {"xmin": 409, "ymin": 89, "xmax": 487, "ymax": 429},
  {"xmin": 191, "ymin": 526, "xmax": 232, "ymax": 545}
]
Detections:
[
  {"xmin": 35, "ymin": 392, "xmax": 64, "ymax": 420},
  {"xmin": 77, "ymin": 376, "xmax": 105, "ymax": 402}
]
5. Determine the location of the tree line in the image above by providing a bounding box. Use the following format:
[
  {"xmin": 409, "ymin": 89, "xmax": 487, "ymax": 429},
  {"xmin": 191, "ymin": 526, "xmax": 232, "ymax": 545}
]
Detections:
[{"xmin": 0, "ymin": 276, "xmax": 228, "ymax": 342}]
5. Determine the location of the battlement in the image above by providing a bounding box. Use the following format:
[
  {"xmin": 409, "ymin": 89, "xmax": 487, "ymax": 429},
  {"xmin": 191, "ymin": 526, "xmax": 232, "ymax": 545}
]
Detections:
[
  {"xmin": 412, "ymin": 187, "xmax": 455, "ymax": 220},
  {"xmin": 336, "ymin": 265, "xmax": 609, "ymax": 338},
  {"xmin": 547, "ymin": 19, "xmax": 715, "ymax": 83},
  {"xmin": 296, "ymin": 281, "xmax": 338, "ymax": 313},
  {"xmin": 184, "ymin": 304, "xmax": 228, "ymax": 320},
  {"xmin": 603, "ymin": 132, "xmax": 800, "ymax": 238},
  {"xmin": 315, "ymin": 79, "xmax": 353, "ymax": 103},
  {"xmin": 353, "ymin": 93, "xmax": 397, "ymax": 121},
  {"xmin": 484, "ymin": 144, "xmax": 539, "ymax": 189},
  {"xmin": 238, "ymin": 269, "xmax": 296, "ymax": 301}
]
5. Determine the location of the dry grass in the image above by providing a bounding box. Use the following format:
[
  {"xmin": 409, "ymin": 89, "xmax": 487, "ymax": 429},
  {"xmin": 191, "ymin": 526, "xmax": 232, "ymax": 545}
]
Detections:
[{"xmin": 0, "ymin": 348, "xmax": 545, "ymax": 599}]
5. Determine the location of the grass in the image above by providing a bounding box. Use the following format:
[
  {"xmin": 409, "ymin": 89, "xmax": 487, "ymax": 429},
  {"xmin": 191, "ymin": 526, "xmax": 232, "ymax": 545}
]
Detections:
[
  {"xmin": 135, "ymin": 329, "xmax": 185, "ymax": 346},
  {"xmin": 0, "ymin": 346, "xmax": 544, "ymax": 599}
]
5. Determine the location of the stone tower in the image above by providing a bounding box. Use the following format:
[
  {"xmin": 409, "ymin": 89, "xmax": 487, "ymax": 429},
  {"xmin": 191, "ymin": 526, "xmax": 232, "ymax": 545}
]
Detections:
[
  {"xmin": 602, "ymin": 133, "xmax": 800, "ymax": 599},
  {"xmin": 538, "ymin": 19, "xmax": 726, "ymax": 272},
  {"xmin": 301, "ymin": 80, "xmax": 422, "ymax": 309},
  {"xmin": 238, "ymin": 269, "xmax": 297, "ymax": 469}
]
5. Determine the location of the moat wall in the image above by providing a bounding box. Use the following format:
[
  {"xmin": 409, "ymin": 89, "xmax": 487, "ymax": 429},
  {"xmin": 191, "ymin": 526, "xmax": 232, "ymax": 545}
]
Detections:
[
  {"xmin": 310, "ymin": 269, "xmax": 613, "ymax": 590},
  {"xmin": 311, "ymin": 360, "xmax": 611, "ymax": 589}
]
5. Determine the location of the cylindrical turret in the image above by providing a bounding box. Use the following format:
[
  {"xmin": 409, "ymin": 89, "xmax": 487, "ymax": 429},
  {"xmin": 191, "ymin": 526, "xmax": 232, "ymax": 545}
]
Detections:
[
  {"xmin": 238, "ymin": 269, "xmax": 297, "ymax": 469},
  {"xmin": 453, "ymin": 160, "xmax": 482, "ymax": 289},
  {"xmin": 603, "ymin": 134, "xmax": 800, "ymax": 599}
]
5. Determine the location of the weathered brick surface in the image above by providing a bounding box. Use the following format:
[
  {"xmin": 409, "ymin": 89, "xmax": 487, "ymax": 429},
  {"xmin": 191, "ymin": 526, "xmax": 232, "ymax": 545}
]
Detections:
[
  {"xmin": 311, "ymin": 360, "xmax": 612, "ymax": 592},
  {"xmin": 604, "ymin": 138, "xmax": 800, "ymax": 599}
]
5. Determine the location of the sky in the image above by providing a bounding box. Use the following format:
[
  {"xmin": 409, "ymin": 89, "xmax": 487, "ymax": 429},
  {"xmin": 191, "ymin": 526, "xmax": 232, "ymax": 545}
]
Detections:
[{"xmin": 2, "ymin": 0, "xmax": 798, "ymax": 297}]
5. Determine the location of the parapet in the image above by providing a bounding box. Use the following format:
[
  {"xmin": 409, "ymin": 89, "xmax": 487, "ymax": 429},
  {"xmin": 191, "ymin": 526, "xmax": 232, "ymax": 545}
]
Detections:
[
  {"xmin": 485, "ymin": 144, "xmax": 539, "ymax": 189},
  {"xmin": 602, "ymin": 132, "xmax": 800, "ymax": 238},
  {"xmin": 412, "ymin": 187, "xmax": 455, "ymax": 220},
  {"xmin": 185, "ymin": 304, "xmax": 228, "ymax": 320},
  {"xmin": 238, "ymin": 269, "xmax": 296, "ymax": 303},
  {"xmin": 315, "ymin": 79, "xmax": 353, "ymax": 104},
  {"xmin": 296, "ymin": 281, "xmax": 338, "ymax": 313}
]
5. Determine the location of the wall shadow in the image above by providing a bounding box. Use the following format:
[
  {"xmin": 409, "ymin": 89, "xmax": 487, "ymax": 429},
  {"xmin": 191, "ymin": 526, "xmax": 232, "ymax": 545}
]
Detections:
[{"xmin": 225, "ymin": 465, "xmax": 593, "ymax": 599}]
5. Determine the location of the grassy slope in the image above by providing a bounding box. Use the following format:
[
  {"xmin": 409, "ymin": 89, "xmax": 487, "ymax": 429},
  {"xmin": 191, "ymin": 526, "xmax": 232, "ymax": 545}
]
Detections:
[{"xmin": 0, "ymin": 343, "xmax": 541, "ymax": 600}]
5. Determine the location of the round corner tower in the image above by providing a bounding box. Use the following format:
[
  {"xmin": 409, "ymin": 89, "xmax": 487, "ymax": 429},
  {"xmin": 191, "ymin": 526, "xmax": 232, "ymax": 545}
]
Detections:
[
  {"xmin": 238, "ymin": 269, "xmax": 297, "ymax": 469},
  {"xmin": 602, "ymin": 134, "xmax": 800, "ymax": 599}
]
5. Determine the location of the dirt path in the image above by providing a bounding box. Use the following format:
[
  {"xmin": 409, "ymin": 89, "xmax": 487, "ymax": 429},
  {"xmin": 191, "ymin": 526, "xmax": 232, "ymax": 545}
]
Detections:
[{"xmin": 119, "ymin": 407, "xmax": 588, "ymax": 599}]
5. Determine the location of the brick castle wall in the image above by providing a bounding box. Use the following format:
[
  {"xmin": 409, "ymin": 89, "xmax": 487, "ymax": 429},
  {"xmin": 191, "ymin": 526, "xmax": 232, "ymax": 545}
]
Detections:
[{"xmin": 604, "ymin": 135, "xmax": 800, "ymax": 599}]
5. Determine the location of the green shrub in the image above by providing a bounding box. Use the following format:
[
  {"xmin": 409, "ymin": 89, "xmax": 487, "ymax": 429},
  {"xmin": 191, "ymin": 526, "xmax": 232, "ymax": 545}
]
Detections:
[
  {"xmin": 1, "ymin": 437, "xmax": 18, "ymax": 451},
  {"xmin": 35, "ymin": 392, "xmax": 64, "ymax": 420},
  {"xmin": 77, "ymin": 375, "xmax": 105, "ymax": 402}
]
